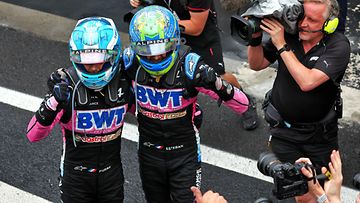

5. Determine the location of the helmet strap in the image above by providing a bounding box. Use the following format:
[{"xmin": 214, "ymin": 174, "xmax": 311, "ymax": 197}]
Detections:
[{"xmin": 155, "ymin": 76, "xmax": 161, "ymax": 83}]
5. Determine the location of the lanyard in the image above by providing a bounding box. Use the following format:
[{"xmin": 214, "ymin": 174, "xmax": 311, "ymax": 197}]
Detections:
[{"xmin": 163, "ymin": 0, "xmax": 172, "ymax": 10}]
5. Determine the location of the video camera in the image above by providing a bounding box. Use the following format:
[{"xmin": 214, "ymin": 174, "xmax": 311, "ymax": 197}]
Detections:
[
  {"xmin": 231, "ymin": 15, "xmax": 262, "ymax": 45},
  {"xmin": 230, "ymin": 0, "xmax": 303, "ymax": 45},
  {"xmin": 257, "ymin": 151, "xmax": 328, "ymax": 200},
  {"xmin": 354, "ymin": 173, "xmax": 360, "ymax": 190},
  {"xmin": 123, "ymin": 0, "xmax": 155, "ymax": 24}
]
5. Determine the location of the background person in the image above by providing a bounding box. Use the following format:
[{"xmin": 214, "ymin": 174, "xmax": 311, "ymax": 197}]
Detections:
[
  {"xmin": 124, "ymin": 5, "xmax": 251, "ymax": 202},
  {"xmin": 192, "ymin": 150, "xmax": 345, "ymax": 203},
  {"xmin": 247, "ymin": 0, "xmax": 350, "ymax": 178},
  {"xmin": 128, "ymin": 0, "xmax": 259, "ymax": 130},
  {"xmin": 191, "ymin": 186, "xmax": 228, "ymax": 203},
  {"xmin": 336, "ymin": 0, "xmax": 347, "ymax": 33},
  {"xmin": 26, "ymin": 17, "xmax": 132, "ymax": 202}
]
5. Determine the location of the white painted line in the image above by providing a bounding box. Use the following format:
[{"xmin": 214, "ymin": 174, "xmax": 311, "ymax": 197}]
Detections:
[
  {"xmin": 0, "ymin": 182, "xmax": 51, "ymax": 203},
  {"xmin": 0, "ymin": 86, "xmax": 42, "ymax": 112},
  {"xmin": 0, "ymin": 1, "xmax": 130, "ymax": 45},
  {"xmin": 1, "ymin": 86, "xmax": 358, "ymax": 202}
]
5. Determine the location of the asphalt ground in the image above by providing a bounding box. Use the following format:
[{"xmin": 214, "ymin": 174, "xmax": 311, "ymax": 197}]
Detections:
[{"xmin": 0, "ymin": 1, "xmax": 359, "ymax": 203}]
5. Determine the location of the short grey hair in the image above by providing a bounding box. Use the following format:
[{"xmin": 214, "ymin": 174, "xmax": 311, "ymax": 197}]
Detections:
[
  {"xmin": 325, "ymin": 0, "xmax": 340, "ymax": 20},
  {"xmin": 303, "ymin": 0, "xmax": 340, "ymax": 20}
]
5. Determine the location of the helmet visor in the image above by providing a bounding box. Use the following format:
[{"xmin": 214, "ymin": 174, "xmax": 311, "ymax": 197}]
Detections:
[
  {"xmin": 70, "ymin": 49, "xmax": 118, "ymax": 64},
  {"xmin": 131, "ymin": 38, "xmax": 178, "ymax": 56}
]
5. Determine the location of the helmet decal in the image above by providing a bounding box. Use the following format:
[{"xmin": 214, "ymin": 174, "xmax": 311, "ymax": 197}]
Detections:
[
  {"xmin": 69, "ymin": 17, "xmax": 122, "ymax": 90},
  {"xmin": 129, "ymin": 6, "xmax": 180, "ymax": 76}
]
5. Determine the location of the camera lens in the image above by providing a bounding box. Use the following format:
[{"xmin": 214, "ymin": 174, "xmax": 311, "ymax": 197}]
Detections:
[
  {"xmin": 247, "ymin": 18, "xmax": 262, "ymax": 33},
  {"xmin": 257, "ymin": 151, "xmax": 281, "ymax": 177},
  {"xmin": 237, "ymin": 22, "xmax": 249, "ymax": 40},
  {"xmin": 354, "ymin": 173, "xmax": 360, "ymax": 189},
  {"xmin": 230, "ymin": 16, "xmax": 262, "ymax": 44}
]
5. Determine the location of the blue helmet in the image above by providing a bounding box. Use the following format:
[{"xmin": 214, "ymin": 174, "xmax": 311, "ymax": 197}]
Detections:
[
  {"xmin": 69, "ymin": 17, "xmax": 122, "ymax": 90},
  {"xmin": 129, "ymin": 5, "xmax": 180, "ymax": 76}
]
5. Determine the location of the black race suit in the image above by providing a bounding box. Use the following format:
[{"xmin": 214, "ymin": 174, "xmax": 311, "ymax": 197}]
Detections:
[
  {"xmin": 27, "ymin": 66, "xmax": 132, "ymax": 203},
  {"xmin": 123, "ymin": 45, "xmax": 249, "ymax": 203}
]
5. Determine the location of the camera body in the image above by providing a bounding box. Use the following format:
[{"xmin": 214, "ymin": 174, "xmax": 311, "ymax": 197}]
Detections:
[
  {"xmin": 124, "ymin": 0, "xmax": 155, "ymax": 24},
  {"xmin": 258, "ymin": 152, "xmax": 308, "ymax": 200},
  {"xmin": 230, "ymin": 0, "xmax": 303, "ymax": 45},
  {"xmin": 271, "ymin": 162, "xmax": 308, "ymax": 199}
]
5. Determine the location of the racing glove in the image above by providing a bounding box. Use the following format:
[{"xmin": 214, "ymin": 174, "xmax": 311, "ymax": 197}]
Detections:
[
  {"xmin": 35, "ymin": 82, "xmax": 72, "ymax": 126},
  {"xmin": 196, "ymin": 65, "xmax": 234, "ymax": 101},
  {"xmin": 53, "ymin": 82, "xmax": 72, "ymax": 106},
  {"xmin": 47, "ymin": 68, "xmax": 68, "ymax": 90}
]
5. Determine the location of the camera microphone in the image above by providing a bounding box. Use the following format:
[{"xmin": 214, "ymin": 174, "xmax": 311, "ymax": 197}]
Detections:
[{"xmin": 299, "ymin": 29, "xmax": 323, "ymax": 33}]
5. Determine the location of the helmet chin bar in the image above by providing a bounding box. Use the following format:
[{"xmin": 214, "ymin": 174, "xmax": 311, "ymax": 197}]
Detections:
[
  {"xmin": 73, "ymin": 62, "xmax": 117, "ymax": 90},
  {"xmin": 138, "ymin": 50, "xmax": 178, "ymax": 76}
]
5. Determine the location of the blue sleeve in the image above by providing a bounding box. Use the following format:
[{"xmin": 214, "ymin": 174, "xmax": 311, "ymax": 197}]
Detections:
[
  {"xmin": 184, "ymin": 52, "xmax": 201, "ymax": 80},
  {"xmin": 122, "ymin": 47, "xmax": 136, "ymax": 70}
]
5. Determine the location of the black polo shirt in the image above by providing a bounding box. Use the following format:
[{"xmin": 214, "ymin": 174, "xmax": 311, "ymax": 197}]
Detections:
[{"xmin": 263, "ymin": 32, "xmax": 350, "ymax": 123}]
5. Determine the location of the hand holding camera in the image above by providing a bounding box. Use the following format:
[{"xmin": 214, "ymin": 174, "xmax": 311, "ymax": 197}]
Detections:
[
  {"xmin": 257, "ymin": 151, "xmax": 333, "ymax": 200},
  {"xmin": 257, "ymin": 152, "xmax": 310, "ymax": 199},
  {"xmin": 260, "ymin": 18, "xmax": 286, "ymax": 49},
  {"xmin": 257, "ymin": 150, "xmax": 346, "ymax": 202},
  {"xmin": 296, "ymin": 158, "xmax": 323, "ymax": 190}
]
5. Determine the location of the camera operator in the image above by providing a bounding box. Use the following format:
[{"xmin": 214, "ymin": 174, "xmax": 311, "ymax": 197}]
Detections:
[
  {"xmin": 336, "ymin": 0, "xmax": 347, "ymax": 33},
  {"xmin": 128, "ymin": 0, "xmax": 259, "ymax": 130},
  {"xmin": 247, "ymin": 0, "xmax": 350, "ymax": 193}
]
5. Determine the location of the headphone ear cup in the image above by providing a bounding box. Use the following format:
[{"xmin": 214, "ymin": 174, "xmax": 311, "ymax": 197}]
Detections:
[{"xmin": 323, "ymin": 17, "xmax": 339, "ymax": 34}]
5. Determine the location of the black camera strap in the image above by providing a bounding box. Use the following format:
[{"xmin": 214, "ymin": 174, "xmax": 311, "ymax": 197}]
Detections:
[
  {"xmin": 303, "ymin": 164, "xmax": 318, "ymax": 184},
  {"xmin": 304, "ymin": 164, "xmax": 332, "ymax": 184}
]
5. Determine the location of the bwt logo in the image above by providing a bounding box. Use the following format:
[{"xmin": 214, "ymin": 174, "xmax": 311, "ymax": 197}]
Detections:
[
  {"xmin": 136, "ymin": 85, "xmax": 184, "ymax": 108},
  {"xmin": 76, "ymin": 106, "xmax": 126, "ymax": 130}
]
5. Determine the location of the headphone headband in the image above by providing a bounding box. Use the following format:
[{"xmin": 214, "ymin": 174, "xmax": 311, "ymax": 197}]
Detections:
[{"xmin": 323, "ymin": 0, "xmax": 339, "ymax": 34}]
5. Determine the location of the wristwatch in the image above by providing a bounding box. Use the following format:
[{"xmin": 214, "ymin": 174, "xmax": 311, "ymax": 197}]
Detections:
[
  {"xmin": 277, "ymin": 44, "xmax": 290, "ymax": 55},
  {"xmin": 316, "ymin": 194, "xmax": 328, "ymax": 203}
]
